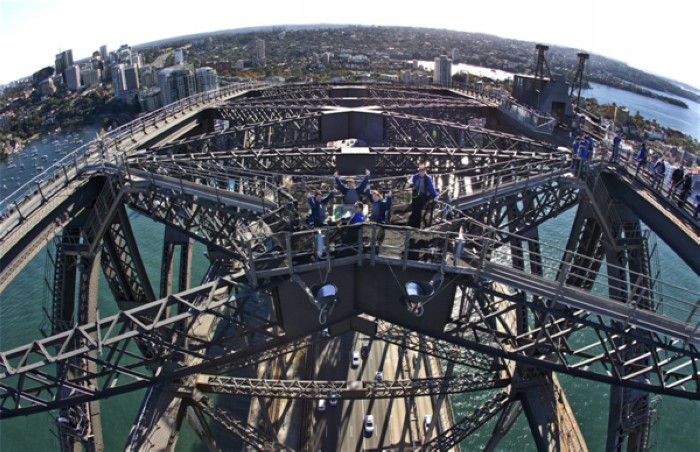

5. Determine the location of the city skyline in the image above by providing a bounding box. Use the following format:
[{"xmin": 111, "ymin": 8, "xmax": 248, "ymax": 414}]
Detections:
[{"xmin": 1, "ymin": 0, "xmax": 698, "ymax": 89}]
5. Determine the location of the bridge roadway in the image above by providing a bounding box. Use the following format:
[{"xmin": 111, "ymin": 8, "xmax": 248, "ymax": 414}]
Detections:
[{"xmin": 241, "ymin": 325, "xmax": 452, "ymax": 450}]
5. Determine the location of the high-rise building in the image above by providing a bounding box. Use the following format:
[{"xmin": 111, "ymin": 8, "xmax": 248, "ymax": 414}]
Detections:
[
  {"xmin": 433, "ymin": 55, "xmax": 452, "ymax": 87},
  {"xmin": 114, "ymin": 45, "xmax": 136, "ymax": 65},
  {"xmin": 139, "ymin": 66, "xmax": 157, "ymax": 88},
  {"xmin": 124, "ymin": 65, "xmax": 140, "ymax": 91},
  {"xmin": 99, "ymin": 45, "xmax": 108, "ymax": 62},
  {"xmin": 112, "ymin": 64, "xmax": 127, "ymax": 96},
  {"xmin": 158, "ymin": 66, "xmax": 196, "ymax": 106},
  {"xmin": 195, "ymin": 67, "xmax": 218, "ymax": 93},
  {"xmin": 255, "ymin": 39, "xmax": 266, "ymax": 66},
  {"xmin": 65, "ymin": 65, "xmax": 81, "ymax": 91},
  {"xmin": 112, "ymin": 63, "xmax": 140, "ymax": 104},
  {"xmin": 138, "ymin": 87, "xmax": 162, "ymax": 112},
  {"xmin": 451, "ymin": 48, "xmax": 461, "ymax": 64},
  {"xmin": 55, "ymin": 49, "xmax": 74, "ymax": 83},
  {"xmin": 174, "ymin": 48, "xmax": 185, "ymax": 65},
  {"xmin": 80, "ymin": 67, "xmax": 102, "ymax": 87}
]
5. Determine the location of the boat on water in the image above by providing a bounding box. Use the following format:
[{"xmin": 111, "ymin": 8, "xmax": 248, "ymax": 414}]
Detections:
[{"xmin": 7, "ymin": 163, "xmax": 16, "ymax": 169}]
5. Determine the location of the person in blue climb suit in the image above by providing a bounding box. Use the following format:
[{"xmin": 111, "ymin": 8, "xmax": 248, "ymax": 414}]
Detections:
[
  {"xmin": 408, "ymin": 164, "xmax": 438, "ymax": 228},
  {"xmin": 369, "ymin": 190, "xmax": 392, "ymax": 224},
  {"xmin": 334, "ymin": 169, "xmax": 370, "ymax": 204},
  {"xmin": 307, "ymin": 190, "xmax": 334, "ymax": 227}
]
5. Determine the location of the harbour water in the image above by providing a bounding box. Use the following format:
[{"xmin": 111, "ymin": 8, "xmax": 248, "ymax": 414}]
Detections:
[{"xmin": 1, "ymin": 83, "xmax": 699, "ymax": 450}]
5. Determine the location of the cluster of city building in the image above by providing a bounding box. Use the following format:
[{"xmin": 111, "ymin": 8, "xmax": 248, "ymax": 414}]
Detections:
[{"xmin": 37, "ymin": 44, "xmax": 223, "ymax": 112}]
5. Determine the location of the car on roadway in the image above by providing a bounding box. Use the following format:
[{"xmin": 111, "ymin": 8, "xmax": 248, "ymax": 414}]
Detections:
[
  {"xmin": 364, "ymin": 414, "xmax": 375, "ymax": 435},
  {"xmin": 351, "ymin": 351, "xmax": 360, "ymax": 368},
  {"xmin": 375, "ymin": 371, "xmax": 383, "ymax": 385},
  {"xmin": 361, "ymin": 345, "xmax": 370, "ymax": 359},
  {"xmin": 318, "ymin": 399, "xmax": 326, "ymax": 412},
  {"xmin": 424, "ymin": 414, "xmax": 432, "ymax": 432}
]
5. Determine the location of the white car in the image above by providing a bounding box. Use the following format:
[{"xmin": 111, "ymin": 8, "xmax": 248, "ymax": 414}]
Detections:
[
  {"xmin": 364, "ymin": 414, "xmax": 375, "ymax": 434},
  {"xmin": 329, "ymin": 392, "xmax": 338, "ymax": 406},
  {"xmin": 318, "ymin": 399, "xmax": 326, "ymax": 412},
  {"xmin": 424, "ymin": 414, "xmax": 432, "ymax": 432},
  {"xmin": 351, "ymin": 351, "xmax": 360, "ymax": 368},
  {"xmin": 375, "ymin": 371, "xmax": 383, "ymax": 383}
]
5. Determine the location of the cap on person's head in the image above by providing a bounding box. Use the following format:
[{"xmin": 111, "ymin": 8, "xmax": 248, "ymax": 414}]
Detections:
[{"xmin": 354, "ymin": 201, "xmax": 363, "ymax": 209}]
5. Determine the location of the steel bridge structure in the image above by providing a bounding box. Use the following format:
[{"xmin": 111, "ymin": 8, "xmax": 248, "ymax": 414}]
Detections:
[{"xmin": 0, "ymin": 83, "xmax": 698, "ymax": 451}]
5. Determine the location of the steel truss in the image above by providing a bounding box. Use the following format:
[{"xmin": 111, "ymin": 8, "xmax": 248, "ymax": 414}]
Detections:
[
  {"xmin": 196, "ymin": 373, "xmax": 509, "ymax": 399},
  {"xmin": 215, "ymin": 99, "xmax": 489, "ymax": 126},
  {"xmin": 148, "ymin": 85, "xmax": 558, "ymax": 154},
  {"xmin": 196, "ymin": 396, "xmax": 292, "ymax": 451},
  {"xmin": 2, "ymin": 83, "xmax": 699, "ymax": 450},
  {"xmin": 131, "ymin": 146, "xmax": 568, "ymax": 177},
  {"xmin": 3, "ymin": 227, "xmax": 699, "ymax": 419}
]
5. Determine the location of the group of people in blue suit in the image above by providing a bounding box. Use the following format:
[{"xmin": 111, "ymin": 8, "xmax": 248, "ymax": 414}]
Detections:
[{"xmin": 306, "ymin": 164, "xmax": 438, "ymax": 228}]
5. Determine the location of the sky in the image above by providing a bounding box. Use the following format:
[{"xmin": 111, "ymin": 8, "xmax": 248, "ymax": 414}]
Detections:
[{"xmin": 1, "ymin": 0, "xmax": 698, "ymax": 89}]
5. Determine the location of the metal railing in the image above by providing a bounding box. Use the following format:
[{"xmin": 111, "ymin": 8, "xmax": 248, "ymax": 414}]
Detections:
[
  {"xmin": 499, "ymin": 98, "xmax": 557, "ymax": 134},
  {"xmin": 0, "ymin": 82, "xmax": 276, "ymax": 231},
  {"xmin": 248, "ymin": 222, "xmax": 700, "ymax": 336}
]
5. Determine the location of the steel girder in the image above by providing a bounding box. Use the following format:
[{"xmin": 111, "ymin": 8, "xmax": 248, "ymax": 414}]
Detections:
[
  {"xmin": 423, "ymin": 391, "xmax": 511, "ymax": 451},
  {"xmin": 382, "ymin": 112, "xmax": 557, "ymax": 152},
  {"xmin": 217, "ymin": 105, "xmax": 318, "ymax": 126},
  {"xmin": 125, "ymin": 182, "xmax": 293, "ymax": 261},
  {"xmin": 244, "ymin": 84, "xmax": 463, "ymax": 103},
  {"xmin": 2, "ymin": 251, "xmax": 699, "ymax": 419},
  {"xmin": 0, "ymin": 274, "xmax": 323, "ymax": 418},
  {"xmin": 214, "ymin": 100, "xmax": 489, "ymax": 126},
  {"xmin": 196, "ymin": 396, "xmax": 292, "ymax": 451},
  {"xmin": 153, "ymin": 112, "xmax": 323, "ymax": 155},
  {"xmin": 452, "ymin": 181, "xmax": 580, "ymax": 240},
  {"xmin": 130, "ymin": 146, "xmax": 568, "ymax": 179},
  {"xmin": 149, "ymin": 107, "xmax": 557, "ymax": 157},
  {"xmin": 196, "ymin": 373, "xmax": 509, "ymax": 399},
  {"xmin": 100, "ymin": 204, "xmax": 156, "ymax": 307}
]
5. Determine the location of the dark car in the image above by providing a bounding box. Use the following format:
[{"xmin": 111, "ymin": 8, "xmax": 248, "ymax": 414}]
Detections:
[{"xmin": 361, "ymin": 345, "xmax": 370, "ymax": 359}]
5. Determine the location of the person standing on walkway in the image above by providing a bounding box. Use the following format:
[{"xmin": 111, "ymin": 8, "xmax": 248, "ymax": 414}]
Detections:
[
  {"xmin": 610, "ymin": 135, "xmax": 621, "ymax": 163},
  {"xmin": 668, "ymin": 165, "xmax": 684, "ymax": 198},
  {"xmin": 585, "ymin": 136, "xmax": 595, "ymax": 160},
  {"xmin": 651, "ymin": 158, "xmax": 666, "ymax": 190},
  {"xmin": 635, "ymin": 143, "xmax": 648, "ymax": 177},
  {"xmin": 307, "ymin": 190, "xmax": 335, "ymax": 227},
  {"xmin": 676, "ymin": 171, "xmax": 693, "ymax": 209},
  {"xmin": 369, "ymin": 190, "xmax": 392, "ymax": 224},
  {"xmin": 408, "ymin": 164, "xmax": 438, "ymax": 228},
  {"xmin": 571, "ymin": 138, "xmax": 581, "ymax": 170}
]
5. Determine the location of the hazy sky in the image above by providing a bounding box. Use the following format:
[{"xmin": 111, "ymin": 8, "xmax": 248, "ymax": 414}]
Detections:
[{"xmin": 1, "ymin": 0, "xmax": 698, "ymax": 89}]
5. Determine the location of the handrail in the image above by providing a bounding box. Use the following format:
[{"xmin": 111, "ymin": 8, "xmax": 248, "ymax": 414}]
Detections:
[
  {"xmin": 247, "ymin": 222, "xmax": 700, "ymax": 337},
  {"xmin": 0, "ymin": 82, "xmax": 276, "ymax": 230}
]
